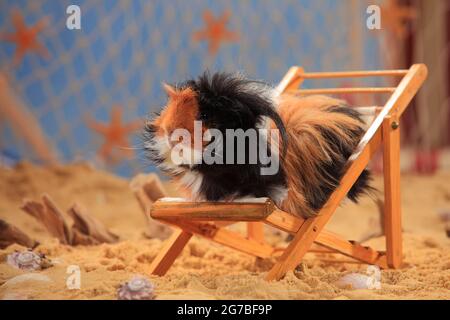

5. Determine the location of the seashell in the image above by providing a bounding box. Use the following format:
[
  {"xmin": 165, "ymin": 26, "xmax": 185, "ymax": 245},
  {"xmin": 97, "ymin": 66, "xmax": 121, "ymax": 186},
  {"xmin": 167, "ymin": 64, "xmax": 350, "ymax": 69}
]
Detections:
[
  {"xmin": 335, "ymin": 272, "xmax": 380, "ymax": 290},
  {"xmin": 6, "ymin": 250, "xmax": 52, "ymax": 271},
  {"xmin": 117, "ymin": 276, "xmax": 156, "ymax": 300}
]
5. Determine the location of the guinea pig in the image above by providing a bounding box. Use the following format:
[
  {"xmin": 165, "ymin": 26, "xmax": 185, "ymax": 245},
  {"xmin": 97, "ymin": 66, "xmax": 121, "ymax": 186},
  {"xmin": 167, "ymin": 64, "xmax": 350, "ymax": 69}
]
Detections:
[{"xmin": 144, "ymin": 71, "xmax": 371, "ymax": 218}]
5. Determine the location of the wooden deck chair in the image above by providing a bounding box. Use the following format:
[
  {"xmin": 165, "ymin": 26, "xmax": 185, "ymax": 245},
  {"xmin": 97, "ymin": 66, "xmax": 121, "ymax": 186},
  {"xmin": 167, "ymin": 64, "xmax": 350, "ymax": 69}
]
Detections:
[{"xmin": 147, "ymin": 64, "xmax": 428, "ymax": 281}]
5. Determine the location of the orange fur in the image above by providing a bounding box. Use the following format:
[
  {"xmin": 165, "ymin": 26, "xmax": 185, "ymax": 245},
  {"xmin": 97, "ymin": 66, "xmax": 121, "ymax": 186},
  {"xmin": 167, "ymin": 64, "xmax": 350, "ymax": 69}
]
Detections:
[
  {"xmin": 274, "ymin": 94, "xmax": 365, "ymax": 218},
  {"xmin": 154, "ymin": 85, "xmax": 199, "ymax": 143}
]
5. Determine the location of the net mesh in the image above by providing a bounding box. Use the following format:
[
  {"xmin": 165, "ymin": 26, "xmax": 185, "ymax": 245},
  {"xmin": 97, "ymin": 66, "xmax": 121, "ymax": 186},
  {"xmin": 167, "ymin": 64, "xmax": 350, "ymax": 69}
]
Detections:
[{"xmin": 0, "ymin": 0, "xmax": 383, "ymax": 176}]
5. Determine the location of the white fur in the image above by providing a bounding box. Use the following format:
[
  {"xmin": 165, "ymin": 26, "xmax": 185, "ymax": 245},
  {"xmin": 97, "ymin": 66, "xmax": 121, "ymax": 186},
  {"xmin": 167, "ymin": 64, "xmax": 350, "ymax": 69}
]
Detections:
[
  {"xmin": 268, "ymin": 185, "xmax": 288, "ymax": 207},
  {"xmin": 179, "ymin": 171, "xmax": 204, "ymax": 199}
]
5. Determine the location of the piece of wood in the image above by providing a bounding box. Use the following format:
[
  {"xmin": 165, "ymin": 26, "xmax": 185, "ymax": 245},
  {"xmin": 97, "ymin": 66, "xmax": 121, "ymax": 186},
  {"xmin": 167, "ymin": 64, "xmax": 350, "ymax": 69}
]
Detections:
[
  {"xmin": 0, "ymin": 219, "xmax": 37, "ymax": 249},
  {"xmin": 71, "ymin": 229, "xmax": 100, "ymax": 245},
  {"xmin": 151, "ymin": 198, "xmax": 275, "ymax": 221},
  {"xmin": 315, "ymin": 230, "xmax": 388, "ymax": 268},
  {"xmin": 21, "ymin": 194, "xmax": 119, "ymax": 246},
  {"xmin": 264, "ymin": 209, "xmax": 305, "ymax": 233},
  {"xmin": 275, "ymin": 66, "xmax": 305, "ymax": 95},
  {"xmin": 149, "ymin": 228, "xmax": 193, "ymax": 276},
  {"xmin": 247, "ymin": 222, "xmax": 265, "ymax": 243},
  {"xmin": 162, "ymin": 219, "xmax": 274, "ymax": 258},
  {"xmin": 21, "ymin": 194, "xmax": 72, "ymax": 244},
  {"xmin": 353, "ymin": 64, "xmax": 427, "ymax": 160},
  {"xmin": 383, "ymin": 115, "xmax": 403, "ymax": 268},
  {"xmin": 130, "ymin": 173, "xmax": 168, "ymax": 209},
  {"xmin": 130, "ymin": 173, "xmax": 172, "ymax": 240},
  {"xmin": 299, "ymin": 69, "xmax": 408, "ymax": 79},
  {"xmin": 265, "ymin": 128, "xmax": 383, "ymax": 281},
  {"xmin": 296, "ymin": 87, "xmax": 396, "ymax": 95},
  {"xmin": 67, "ymin": 203, "xmax": 119, "ymax": 244}
]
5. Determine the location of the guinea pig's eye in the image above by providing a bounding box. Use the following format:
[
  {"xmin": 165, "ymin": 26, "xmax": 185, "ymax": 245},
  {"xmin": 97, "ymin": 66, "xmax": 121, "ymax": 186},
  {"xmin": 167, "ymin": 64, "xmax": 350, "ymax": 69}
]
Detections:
[{"xmin": 199, "ymin": 111, "xmax": 207, "ymax": 120}]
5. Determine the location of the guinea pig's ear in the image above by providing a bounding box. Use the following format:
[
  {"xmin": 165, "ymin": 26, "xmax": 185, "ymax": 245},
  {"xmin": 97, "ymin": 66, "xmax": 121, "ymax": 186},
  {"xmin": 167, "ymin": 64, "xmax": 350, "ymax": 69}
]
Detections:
[{"xmin": 162, "ymin": 83, "xmax": 177, "ymax": 99}]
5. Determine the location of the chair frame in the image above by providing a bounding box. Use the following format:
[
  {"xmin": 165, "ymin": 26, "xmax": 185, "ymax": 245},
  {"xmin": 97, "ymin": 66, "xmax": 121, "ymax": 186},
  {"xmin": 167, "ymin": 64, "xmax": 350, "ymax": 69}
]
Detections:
[{"xmin": 146, "ymin": 64, "xmax": 427, "ymax": 281}]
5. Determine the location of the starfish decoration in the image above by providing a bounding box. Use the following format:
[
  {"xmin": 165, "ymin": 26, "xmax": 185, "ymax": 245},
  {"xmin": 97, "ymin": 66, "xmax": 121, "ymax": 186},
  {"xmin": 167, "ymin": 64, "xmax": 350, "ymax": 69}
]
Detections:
[
  {"xmin": 380, "ymin": 0, "xmax": 417, "ymax": 38},
  {"xmin": 0, "ymin": 9, "xmax": 50, "ymax": 66},
  {"xmin": 192, "ymin": 10, "xmax": 239, "ymax": 55},
  {"xmin": 86, "ymin": 106, "xmax": 141, "ymax": 163}
]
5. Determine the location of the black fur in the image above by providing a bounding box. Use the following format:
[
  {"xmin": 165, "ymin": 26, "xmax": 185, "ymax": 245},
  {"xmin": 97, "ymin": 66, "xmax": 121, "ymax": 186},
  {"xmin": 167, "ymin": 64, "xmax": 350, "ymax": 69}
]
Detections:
[
  {"xmin": 306, "ymin": 105, "xmax": 372, "ymax": 211},
  {"xmin": 182, "ymin": 71, "xmax": 288, "ymax": 201},
  {"xmin": 143, "ymin": 118, "xmax": 165, "ymax": 168}
]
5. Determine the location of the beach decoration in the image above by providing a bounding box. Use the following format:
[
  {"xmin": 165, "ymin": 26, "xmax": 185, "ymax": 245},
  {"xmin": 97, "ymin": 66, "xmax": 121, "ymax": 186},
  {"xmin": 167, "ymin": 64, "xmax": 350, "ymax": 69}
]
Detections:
[
  {"xmin": 117, "ymin": 276, "xmax": 156, "ymax": 300},
  {"xmin": 335, "ymin": 271, "xmax": 381, "ymax": 290},
  {"xmin": 130, "ymin": 173, "xmax": 172, "ymax": 240},
  {"xmin": 85, "ymin": 106, "xmax": 141, "ymax": 164},
  {"xmin": 21, "ymin": 194, "xmax": 119, "ymax": 246},
  {"xmin": 0, "ymin": 9, "xmax": 50, "ymax": 66},
  {"xmin": 0, "ymin": 219, "xmax": 37, "ymax": 249},
  {"xmin": 6, "ymin": 250, "xmax": 51, "ymax": 271},
  {"xmin": 192, "ymin": 10, "xmax": 239, "ymax": 55}
]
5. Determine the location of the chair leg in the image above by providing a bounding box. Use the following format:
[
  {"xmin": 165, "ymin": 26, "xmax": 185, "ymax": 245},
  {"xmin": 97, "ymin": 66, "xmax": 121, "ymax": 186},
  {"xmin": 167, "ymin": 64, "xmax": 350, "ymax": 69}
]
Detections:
[
  {"xmin": 265, "ymin": 219, "xmax": 317, "ymax": 281},
  {"xmin": 247, "ymin": 222, "xmax": 265, "ymax": 244},
  {"xmin": 265, "ymin": 129, "xmax": 382, "ymax": 281},
  {"xmin": 149, "ymin": 228, "xmax": 192, "ymax": 276},
  {"xmin": 383, "ymin": 115, "xmax": 403, "ymax": 268}
]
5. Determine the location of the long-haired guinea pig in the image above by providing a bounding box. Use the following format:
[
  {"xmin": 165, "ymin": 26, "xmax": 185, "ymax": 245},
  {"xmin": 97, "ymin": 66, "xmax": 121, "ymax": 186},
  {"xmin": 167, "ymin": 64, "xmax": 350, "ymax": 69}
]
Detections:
[{"xmin": 144, "ymin": 72, "xmax": 371, "ymax": 218}]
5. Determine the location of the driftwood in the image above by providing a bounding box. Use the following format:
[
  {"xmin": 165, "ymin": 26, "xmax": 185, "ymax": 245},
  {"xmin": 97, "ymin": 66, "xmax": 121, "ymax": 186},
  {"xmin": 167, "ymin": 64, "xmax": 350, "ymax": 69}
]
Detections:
[
  {"xmin": 21, "ymin": 194, "xmax": 72, "ymax": 244},
  {"xmin": 21, "ymin": 194, "xmax": 119, "ymax": 246},
  {"xmin": 68, "ymin": 203, "xmax": 119, "ymax": 244},
  {"xmin": 130, "ymin": 173, "xmax": 172, "ymax": 240},
  {"xmin": 0, "ymin": 219, "xmax": 37, "ymax": 249}
]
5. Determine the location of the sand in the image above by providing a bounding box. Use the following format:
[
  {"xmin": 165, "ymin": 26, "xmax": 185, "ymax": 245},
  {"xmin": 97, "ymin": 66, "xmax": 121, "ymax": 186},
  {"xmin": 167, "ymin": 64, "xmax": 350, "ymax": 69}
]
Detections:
[{"xmin": 0, "ymin": 162, "xmax": 449, "ymax": 300}]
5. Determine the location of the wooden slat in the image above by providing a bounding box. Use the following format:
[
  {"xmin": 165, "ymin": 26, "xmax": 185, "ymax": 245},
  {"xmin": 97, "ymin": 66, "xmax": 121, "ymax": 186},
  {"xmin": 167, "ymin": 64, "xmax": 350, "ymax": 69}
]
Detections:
[
  {"xmin": 164, "ymin": 219, "xmax": 274, "ymax": 258},
  {"xmin": 383, "ymin": 115, "xmax": 403, "ymax": 268},
  {"xmin": 296, "ymin": 87, "xmax": 395, "ymax": 95},
  {"xmin": 266, "ymin": 128, "xmax": 383, "ymax": 281},
  {"xmin": 315, "ymin": 230, "xmax": 388, "ymax": 268},
  {"xmin": 265, "ymin": 210, "xmax": 387, "ymax": 268},
  {"xmin": 247, "ymin": 222, "xmax": 265, "ymax": 243},
  {"xmin": 150, "ymin": 198, "xmax": 275, "ymax": 221},
  {"xmin": 299, "ymin": 69, "xmax": 408, "ymax": 79},
  {"xmin": 352, "ymin": 64, "xmax": 427, "ymax": 160},
  {"xmin": 275, "ymin": 66, "xmax": 305, "ymax": 95},
  {"xmin": 149, "ymin": 229, "xmax": 193, "ymax": 276},
  {"xmin": 264, "ymin": 209, "xmax": 305, "ymax": 233}
]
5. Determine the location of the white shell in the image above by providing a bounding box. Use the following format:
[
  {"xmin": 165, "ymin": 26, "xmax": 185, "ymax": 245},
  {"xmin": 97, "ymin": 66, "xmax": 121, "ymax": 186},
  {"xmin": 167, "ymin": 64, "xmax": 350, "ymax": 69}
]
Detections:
[
  {"xmin": 335, "ymin": 272, "xmax": 380, "ymax": 290},
  {"xmin": 117, "ymin": 276, "xmax": 155, "ymax": 300},
  {"xmin": 7, "ymin": 251, "xmax": 43, "ymax": 271}
]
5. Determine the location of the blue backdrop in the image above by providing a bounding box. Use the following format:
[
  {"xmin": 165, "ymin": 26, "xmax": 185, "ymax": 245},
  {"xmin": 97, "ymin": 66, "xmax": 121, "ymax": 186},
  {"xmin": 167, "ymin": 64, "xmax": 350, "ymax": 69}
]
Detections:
[{"xmin": 0, "ymin": 0, "xmax": 383, "ymax": 177}]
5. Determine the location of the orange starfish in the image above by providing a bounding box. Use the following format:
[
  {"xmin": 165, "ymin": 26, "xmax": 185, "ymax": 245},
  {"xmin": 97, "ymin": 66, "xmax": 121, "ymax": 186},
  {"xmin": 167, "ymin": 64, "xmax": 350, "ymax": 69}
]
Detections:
[
  {"xmin": 0, "ymin": 9, "xmax": 50, "ymax": 66},
  {"xmin": 192, "ymin": 10, "xmax": 239, "ymax": 55},
  {"xmin": 86, "ymin": 106, "xmax": 142, "ymax": 163},
  {"xmin": 380, "ymin": 0, "xmax": 417, "ymax": 38}
]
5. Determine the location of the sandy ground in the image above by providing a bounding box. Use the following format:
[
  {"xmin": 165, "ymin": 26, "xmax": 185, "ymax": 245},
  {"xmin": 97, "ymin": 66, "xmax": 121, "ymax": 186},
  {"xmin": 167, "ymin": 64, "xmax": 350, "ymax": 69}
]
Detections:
[{"xmin": 0, "ymin": 162, "xmax": 449, "ymax": 300}]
